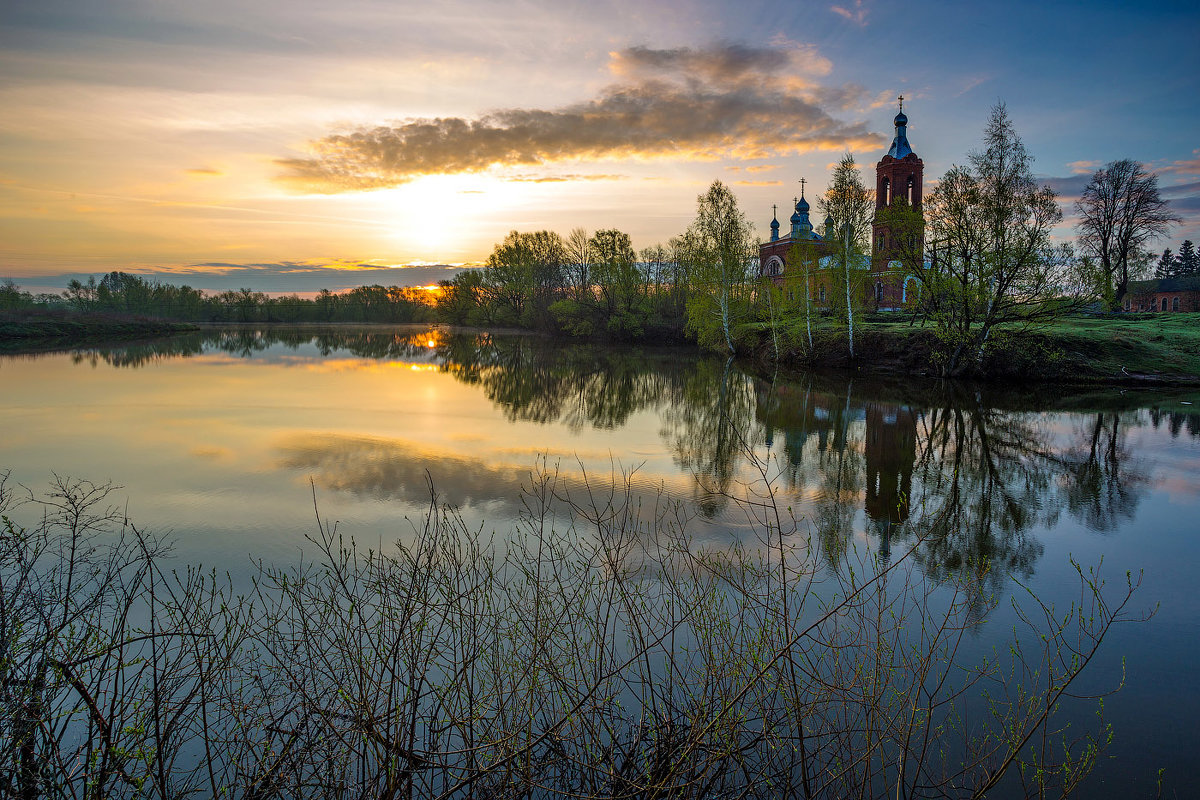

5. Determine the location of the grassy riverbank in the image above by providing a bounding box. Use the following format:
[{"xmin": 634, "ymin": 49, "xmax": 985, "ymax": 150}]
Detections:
[
  {"xmin": 743, "ymin": 313, "xmax": 1200, "ymax": 385},
  {"xmin": 0, "ymin": 308, "xmax": 198, "ymax": 350}
]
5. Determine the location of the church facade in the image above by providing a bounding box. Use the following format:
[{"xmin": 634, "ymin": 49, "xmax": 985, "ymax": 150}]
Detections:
[{"xmin": 758, "ymin": 102, "xmax": 925, "ymax": 312}]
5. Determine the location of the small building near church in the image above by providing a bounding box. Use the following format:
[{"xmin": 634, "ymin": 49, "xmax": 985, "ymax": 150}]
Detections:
[
  {"xmin": 758, "ymin": 101, "xmax": 925, "ymax": 312},
  {"xmin": 1123, "ymin": 276, "xmax": 1200, "ymax": 312}
]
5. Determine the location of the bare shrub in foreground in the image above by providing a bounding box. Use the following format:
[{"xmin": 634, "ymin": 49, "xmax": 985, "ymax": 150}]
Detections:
[{"xmin": 0, "ymin": 463, "xmax": 1144, "ymax": 798}]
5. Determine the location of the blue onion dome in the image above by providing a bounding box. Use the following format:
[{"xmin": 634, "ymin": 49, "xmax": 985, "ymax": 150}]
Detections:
[
  {"xmin": 796, "ymin": 196, "xmax": 810, "ymax": 213},
  {"xmin": 790, "ymin": 208, "xmax": 803, "ymax": 225},
  {"xmin": 894, "ymin": 110, "xmax": 908, "ymax": 127},
  {"xmin": 770, "ymin": 216, "xmax": 780, "ymax": 231}
]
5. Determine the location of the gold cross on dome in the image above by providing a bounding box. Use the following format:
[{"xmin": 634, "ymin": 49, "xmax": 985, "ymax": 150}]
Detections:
[
  {"xmin": 799, "ymin": 177, "xmax": 806, "ymax": 197},
  {"xmin": 898, "ymin": 94, "xmax": 904, "ymax": 112}
]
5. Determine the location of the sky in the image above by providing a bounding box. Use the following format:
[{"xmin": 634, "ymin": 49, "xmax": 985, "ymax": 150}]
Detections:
[{"xmin": 2, "ymin": 0, "xmax": 1198, "ymax": 294}]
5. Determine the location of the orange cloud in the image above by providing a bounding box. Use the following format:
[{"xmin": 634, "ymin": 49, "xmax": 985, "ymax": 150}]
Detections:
[
  {"xmin": 734, "ymin": 180, "xmax": 784, "ymax": 186},
  {"xmin": 277, "ymin": 43, "xmax": 880, "ymax": 192},
  {"xmin": 186, "ymin": 166, "xmax": 223, "ymax": 177},
  {"xmin": 1067, "ymin": 160, "xmax": 1101, "ymax": 175}
]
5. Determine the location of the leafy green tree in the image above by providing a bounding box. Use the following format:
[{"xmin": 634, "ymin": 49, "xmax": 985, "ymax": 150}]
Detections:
[
  {"xmin": 682, "ymin": 181, "xmax": 755, "ymax": 353},
  {"xmin": 1, "ymin": 279, "xmax": 33, "ymax": 309},
  {"xmin": 64, "ymin": 276, "xmax": 99, "ymax": 311},
  {"xmin": 565, "ymin": 227, "xmax": 592, "ymax": 302},
  {"xmin": 818, "ymin": 154, "xmax": 874, "ymax": 358},
  {"xmin": 480, "ymin": 230, "xmax": 566, "ymax": 327},
  {"xmin": 589, "ymin": 228, "xmax": 644, "ymax": 338},
  {"xmin": 921, "ymin": 103, "xmax": 1091, "ymax": 375}
]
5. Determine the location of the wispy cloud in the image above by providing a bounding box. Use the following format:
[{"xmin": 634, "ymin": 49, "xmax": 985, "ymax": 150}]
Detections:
[
  {"xmin": 831, "ymin": 1, "xmax": 869, "ymax": 26},
  {"xmin": 953, "ymin": 75, "xmax": 991, "ymax": 97},
  {"xmin": 185, "ymin": 166, "xmax": 223, "ymax": 177},
  {"xmin": 277, "ymin": 43, "xmax": 879, "ymax": 192},
  {"xmin": 507, "ymin": 173, "xmax": 627, "ymax": 183},
  {"xmin": 733, "ymin": 179, "xmax": 783, "ymax": 186},
  {"xmin": 1160, "ymin": 149, "xmax": 1200, "ymax": 176},
  {"xmin": 1065, "ymin": 160, "xmax": 1101, "ymax": 175}
]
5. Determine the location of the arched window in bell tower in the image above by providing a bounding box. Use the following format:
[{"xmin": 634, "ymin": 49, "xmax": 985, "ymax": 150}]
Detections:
[
  {"xmin": 880, "ymin": 177, "xmax": 890, "ymax": 205},
  {"xmin": 906, "ymin": 176, "xmax": 914, "ymax": 204}
]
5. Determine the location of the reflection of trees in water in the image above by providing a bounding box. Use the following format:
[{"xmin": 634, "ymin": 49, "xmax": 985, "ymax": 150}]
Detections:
[
  {"xmin": 439, "ymin": 334, "xmax": 692, "ymax": 432},
  {"xmin": 64, "ymin": 326, "xmax": 448, "ymax": 367},
  {"xmin": 1148, "ymin": 407, "xmax": 1200, "ymax": 439},
  {"xmin": 911, "ymin": 406, "xmax": 1050, "ymax": 601},
  {"xmin": 1060, "ymin": 412, "xmax": 1144, "ymax": 533},
  {"xmin": 660, "ymin": 358, "xmax": 758, "ymax": 518},
  {"xmin": 66, "ymin": 327, "xmax": 1157, "ymax": 583},
  {"xmin": 754, "ymin": 378, "xmax": 1150, "ymax": 591}
]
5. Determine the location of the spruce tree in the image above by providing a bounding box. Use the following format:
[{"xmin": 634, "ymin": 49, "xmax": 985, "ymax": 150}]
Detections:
[
  {"xmin": 1156, "ymin": 248, "xmax": 1175, "ymax": 278},
  {"xmin": 1178, "ymin": 240, "xmax": 1197, "ymax": 276}
]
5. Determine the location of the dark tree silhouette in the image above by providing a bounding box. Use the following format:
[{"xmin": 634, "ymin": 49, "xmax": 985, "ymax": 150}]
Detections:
[{"xmin": 1076, "ymin": 159, "xmax": 1178, "ymax": 306}]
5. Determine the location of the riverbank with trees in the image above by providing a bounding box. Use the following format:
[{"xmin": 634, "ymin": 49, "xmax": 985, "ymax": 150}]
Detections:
[{"xmin": 4, "ymin": 103, "xmax": 1197, "ymax": 383}]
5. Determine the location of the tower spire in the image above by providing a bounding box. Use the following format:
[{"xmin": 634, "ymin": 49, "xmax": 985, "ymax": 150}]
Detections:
[{"xmin": 887, "ymin": 99, "xmax": 912, "ymax": 159}]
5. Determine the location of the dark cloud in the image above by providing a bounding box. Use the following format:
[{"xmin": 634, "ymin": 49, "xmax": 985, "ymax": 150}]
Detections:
[
  {"xmin": 277, "ymin": 43, "xmax": 880, "ymax": 192},
  {"xmin": 1168, "ymin": 196, "xmax": 1200, "ymax": 213},
  {"xmin": 610, "ymin": 43, "xmax": 793, "ymax": 84},
  {"xmin": 1161, "ymin": 180, "xmax": 1200, "ymax": 198},
  {"xmin": 1040, "ymin": 174, "xmax": 1091, "ymax": 196},
  {"xmin": 26, "ymin": 262, "xmax": 477, "ymax": 294}
]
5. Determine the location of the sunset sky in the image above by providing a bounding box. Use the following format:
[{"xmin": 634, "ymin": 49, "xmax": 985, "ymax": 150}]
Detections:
[{"xmin": 2, "ymin": 0, "xmax": 1198, "ymax": 294}]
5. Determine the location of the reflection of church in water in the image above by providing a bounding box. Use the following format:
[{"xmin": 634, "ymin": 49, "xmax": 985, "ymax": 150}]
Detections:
[{"xmin": 757, "ymin": 381, "xmax": 917, "ymax": 556}]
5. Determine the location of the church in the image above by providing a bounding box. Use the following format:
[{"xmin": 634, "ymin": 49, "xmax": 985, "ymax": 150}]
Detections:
[{"xmin": 758, "ymin": 100, "xmax": 924, "ymax": 311}]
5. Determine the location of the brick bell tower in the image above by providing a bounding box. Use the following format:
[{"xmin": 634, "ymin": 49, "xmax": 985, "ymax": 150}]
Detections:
[{"xmin": 871, "ymin": 97, "xmax": 924, "ymax": 307}]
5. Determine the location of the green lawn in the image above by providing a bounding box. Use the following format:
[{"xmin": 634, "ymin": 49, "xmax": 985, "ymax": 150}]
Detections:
[{"xmin": 744, "ymin": 312, "xmax": 1200, "ymax": 384}]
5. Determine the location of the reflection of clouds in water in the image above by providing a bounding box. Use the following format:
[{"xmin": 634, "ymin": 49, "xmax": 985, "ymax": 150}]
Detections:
[
  {"xmin": 190, "ymin": 445, "xmax": 235, "ymax": 462},
  {"xmin": 1156, "ymin": 474, "xmax": 1200, "ymax": 502},
  {"xmin": 273, "ymin": 432, "xmax": 724, "ymax": 539},
  {"xmin": 276, "ymin": 433, "xmax": 533, "ymax": 513}
]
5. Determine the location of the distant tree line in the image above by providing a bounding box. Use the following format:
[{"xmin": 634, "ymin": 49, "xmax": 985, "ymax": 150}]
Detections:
[{"xmin": 0, "ymin": 271, "xmax": 436, "ymax": 323}]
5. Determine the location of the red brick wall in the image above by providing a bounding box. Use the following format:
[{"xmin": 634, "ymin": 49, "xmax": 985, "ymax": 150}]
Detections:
[{"xmin": 1124, "ymin": 291, "xmax": 1200, "ymax": 312}]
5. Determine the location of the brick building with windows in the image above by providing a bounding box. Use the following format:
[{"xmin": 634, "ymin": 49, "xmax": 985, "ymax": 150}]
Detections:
[{"xmin": 1123, "ymin": 276, "xmax": 1200, "ymax": 312}]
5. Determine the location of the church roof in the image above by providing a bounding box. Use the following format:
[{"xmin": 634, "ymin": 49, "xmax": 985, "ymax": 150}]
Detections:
[
  {"xmin": 886, "ymin": 97, "xmax": 914, "ymax": 159},
  {"xmin": 887, "ymin": 109, "xmax": 913, "ymax": 159}
]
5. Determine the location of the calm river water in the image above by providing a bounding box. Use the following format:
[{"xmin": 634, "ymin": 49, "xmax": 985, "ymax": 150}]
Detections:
[{"xmin": 2, "ymin": 325, "xmax": 1198, "ymax": 795}]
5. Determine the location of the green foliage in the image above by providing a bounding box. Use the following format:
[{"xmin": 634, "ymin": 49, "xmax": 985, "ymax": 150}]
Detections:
[
  {"xmin": 918, "ymin": 103, "xmax": 1094, "ymax": 375},
  {"xmin": 818, "ymin": 154, "xmax": 875, "ymax": 357},
  {"xmin": 681, "ymin": 181, "xmax": 756, "ymax": 353}
]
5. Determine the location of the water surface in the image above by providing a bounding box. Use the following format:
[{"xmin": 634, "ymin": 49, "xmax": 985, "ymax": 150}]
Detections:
[{"xmin": 2, "ymin": 325, "xmax": 1197, "ymax": 795}]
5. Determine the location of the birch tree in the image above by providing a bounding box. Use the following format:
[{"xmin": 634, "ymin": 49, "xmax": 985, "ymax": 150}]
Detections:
[
  {"xmin": 818, "ymin": 154, "xmax": 874, "ymax": 359},
  {"xmin": 683, "ymin": 181, "xmax": 755, "ymax": 354},
  {"xmin": 925, "ymin": 103, "xmax": 1091, "ymax": 375}
]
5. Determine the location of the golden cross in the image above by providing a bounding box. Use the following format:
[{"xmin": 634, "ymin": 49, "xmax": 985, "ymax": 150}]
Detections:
[
  {"xmin": 799, "ymin": 177, "xmax": 806, "ymax": 197},
  {"xmin": 898, "ymin": 94, "xmax": 904, "ymax": 113}
]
